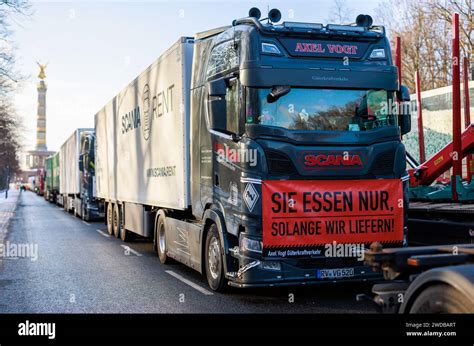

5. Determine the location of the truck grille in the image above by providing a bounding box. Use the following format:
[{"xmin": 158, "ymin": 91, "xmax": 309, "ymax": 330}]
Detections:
[
  {"xmin": 372, "ymin": 151, "xmax": 395, "ymax": 175},
  {"xmin": 265, "ymin": 150, "xmax": 297, "ymax": 175}
]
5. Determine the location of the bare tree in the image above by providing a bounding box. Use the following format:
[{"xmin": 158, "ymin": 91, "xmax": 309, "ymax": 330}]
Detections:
[
  {"xmin": 327, "ymin": 0, "xmax": 353, "ymax": 24},
  {"xmin": 375, "ymin": 0, "xmax": 473, "ymax": 92},
  {"xmin": 0, "ymin": 100, "xmax": 22, "ymax": 188},
  {"xmin": 0, "ymin": 0, "xmax": 31, "ymax": 183},
  {"xmin": 428, "ymin": 0, "xmax": 473, "ymax": 64},
  {"xmin": 0, "ymin": 0, "xmax": 30, "ymax": 83}
]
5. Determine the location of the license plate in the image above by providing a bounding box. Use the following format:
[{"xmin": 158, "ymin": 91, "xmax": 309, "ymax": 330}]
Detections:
[{"xmin": 317, "ymin": 268, "xmax": 355, "ymax": 279}]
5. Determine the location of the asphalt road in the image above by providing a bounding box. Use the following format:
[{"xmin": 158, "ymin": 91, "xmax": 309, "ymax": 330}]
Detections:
[{"xmin": 0, "ymin": 191, "xmax": 377, "ymax": 313}]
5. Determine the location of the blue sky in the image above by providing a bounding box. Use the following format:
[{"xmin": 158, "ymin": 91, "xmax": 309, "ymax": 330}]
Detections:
[{"xmin": 12, "ymin": 0, "xmax": 382, "ymax": 152}]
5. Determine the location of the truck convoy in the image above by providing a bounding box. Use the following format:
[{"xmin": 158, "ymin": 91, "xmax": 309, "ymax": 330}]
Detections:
[
  {"xmin": 34, "ymin": 168, "xmax": 45, "ymax": 196},
  {"xmin": 44, "ymin": 152, "xmax": 60, "ymax": 203},
  {"xmin": 52, "ymin": 9, "xmax": 413, "ymax": 291},
  {"xmin": 57, "ymin": 128, "xmax": 102, "ymax": 221}
]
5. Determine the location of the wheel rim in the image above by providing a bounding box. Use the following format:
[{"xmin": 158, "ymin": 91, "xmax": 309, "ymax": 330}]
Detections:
[
  {"xmin": 159, "ymin": 223, "xmax": 166, "ymax": 254},
  {"xmin": 208, "ymin": 236, "xmax": 221, "ymax": 280},
  {"xmin": 107, "ymin": 206, "xmax": 112, "ymax": 225},
  {"xmin": 113, "ymin": 208, "xmax": 118, "ymax": 231}
]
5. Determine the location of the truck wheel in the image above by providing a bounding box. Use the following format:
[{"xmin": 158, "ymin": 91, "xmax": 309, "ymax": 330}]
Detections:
[
  {"xmin": 74, "ymin": 200, "xmax": 79, "ymax": 218},
  {"xmin": 204, "ymin": 224, "xmax": 227, "ymax": 292},
  {"xmin": 409, "ymin": 284, "xmax": 474, "ymax": 313},
  {"xmin": 155, "ymin": 215, "xmax": 170, "ymax": 264},
  {"xmin": 106, "ymin": 203, "xmax": 114, "ymax": 236},
  {"xmin": 112, "ymin": 204, "xmax": 121, "ymax": 238},
  {"xmin": 81, "ymin": 202, "xmax": 89, "ymax": 222}
]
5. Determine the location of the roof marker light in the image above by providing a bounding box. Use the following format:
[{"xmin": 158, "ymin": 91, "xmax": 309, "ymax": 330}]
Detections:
[
  {"xmin": 283, "ymin": 22, "xmax": 323, "ymax": 30},
  {"xmin": 326, "ymin": 24, "xmax": 365, "ymax": 32}
]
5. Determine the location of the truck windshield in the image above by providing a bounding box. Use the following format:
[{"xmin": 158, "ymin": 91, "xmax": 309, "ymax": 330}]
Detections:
[{"xmin": 246, "ymin": 88, "xmax": 397, "ymax": 131}]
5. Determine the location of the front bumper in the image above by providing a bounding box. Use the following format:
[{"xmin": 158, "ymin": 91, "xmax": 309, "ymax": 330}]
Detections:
[{"xmin": 226, "ymin": 251, "xmax": 382, "ymax": 288}]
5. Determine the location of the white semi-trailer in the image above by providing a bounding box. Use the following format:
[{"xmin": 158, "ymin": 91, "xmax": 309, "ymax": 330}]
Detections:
[{"xmin": 95, "ymin": 37, "xmax": 192, "ymax": 240}]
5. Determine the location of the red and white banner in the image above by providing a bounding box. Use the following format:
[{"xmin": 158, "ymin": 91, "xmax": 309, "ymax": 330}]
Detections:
[{"xmin": 262, "ymin": 179, "xmax": 404, "ymax": 253}]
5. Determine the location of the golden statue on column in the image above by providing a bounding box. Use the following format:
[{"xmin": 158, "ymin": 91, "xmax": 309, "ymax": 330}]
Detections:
[{"xmin": 37, "ymin": 62, "xmax": 48, "ymax": 80}]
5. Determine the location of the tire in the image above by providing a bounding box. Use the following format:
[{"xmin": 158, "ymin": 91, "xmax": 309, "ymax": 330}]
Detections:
[
  {"xmin": 106, "ymin": 203, "xmax": 114, "ymax": 236},
  {"xmin": 112, "ymin": 203, "xmax": 121, "ymax": 238},
  {"xmin": 204, "ymin": 224, "xmax": 227, "ymax": 292},
  {"xmin": 81, "ymin": 202, "xmax": 89, "ymax": 221},
  {"xmin": 409, "ymin": 284, "xmax": 474, "ymax": 313},
  {"xmin": 74, "ymin": 199, "xmax": 79, "ymax": 218},
  {"xmin": 155, "ymin": 214, "xmax": 170, "ymax": 264},
  {"xmin": 120, "ymin": 223, "xmax": 131, "ymax": 242}
]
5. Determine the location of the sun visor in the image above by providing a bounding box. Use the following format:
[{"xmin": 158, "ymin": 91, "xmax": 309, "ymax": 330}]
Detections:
[{"xmin": 240, "ymin": 67, "xmax": 398, "ymax": 90}]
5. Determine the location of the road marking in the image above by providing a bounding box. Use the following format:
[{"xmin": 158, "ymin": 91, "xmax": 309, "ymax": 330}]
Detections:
[
  {"xmin": 82, "ymin": 221, "xmax": 90, "ymax": 226},
  {"xmin": 165, "ymin": 270, "xmax": 214, "ymax": 296},
  {"xmin": 96, "ymin": 229, "xmax": 110, "ymax": 238},
  {"xmin": 120, "ymin": 245, "xmax": 143, "ymax": 257}
]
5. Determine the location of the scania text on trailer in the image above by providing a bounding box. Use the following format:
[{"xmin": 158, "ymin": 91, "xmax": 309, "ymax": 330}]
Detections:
[{"xmin": 95, "ymin": 8, "xmax": 412, "ymax": 291}]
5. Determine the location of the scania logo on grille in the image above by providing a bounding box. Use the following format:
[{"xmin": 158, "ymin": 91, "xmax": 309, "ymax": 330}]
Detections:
[{"xmin": 304, "ymin": 154, "xmax": 363, "ymax": 167}]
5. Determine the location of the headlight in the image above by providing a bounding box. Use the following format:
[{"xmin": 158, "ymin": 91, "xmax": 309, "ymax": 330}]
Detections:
[
  {"xmin": 262, "ymin": 261, "xmax": 281, "ymax": 271},
  {"xmin": 261, "ymin": 42, "xmax": 281, "ymax": 55},
  {"xmin": 369, "ymin": 48, "xmax": 386, "ymax": 59},
  {"xmin": 239, "ymin": 233, "xmax": 263, "ymax": 253}
]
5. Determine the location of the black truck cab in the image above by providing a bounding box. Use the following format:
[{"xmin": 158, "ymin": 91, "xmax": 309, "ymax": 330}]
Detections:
[{"xmin": 189, "ymin": 10, "xmax": 411, "ymax": 289}]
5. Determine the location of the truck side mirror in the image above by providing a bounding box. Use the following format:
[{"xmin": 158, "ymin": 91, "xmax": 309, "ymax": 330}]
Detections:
[
  {"xmin": 397, "ymin": 85, "xmax": 410, "ymax": 102},
  {"xmin": 207, "ymin": 79, "xmax": 227, "ymax": 132},
  {"xmin": 78, "ymin": 154, "xmax": 84, "ymax": 172},
  {"xmin": 397, "ymin": 85, "xmax": 411, "ymax": 135}
]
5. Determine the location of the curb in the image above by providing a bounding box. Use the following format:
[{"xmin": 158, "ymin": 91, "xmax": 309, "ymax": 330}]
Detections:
[{"xmin": 0, "ymin": 191, "xmax": 20, "ymax": 244}]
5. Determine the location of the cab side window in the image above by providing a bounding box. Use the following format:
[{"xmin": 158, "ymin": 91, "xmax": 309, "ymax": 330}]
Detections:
[
  {"xmin": 206, "ymin": 40, "xmax": 239, "ymax": 78},
  {"xmin": 226, "ymin": 79, "xmax": 240, "ymax": 134}
]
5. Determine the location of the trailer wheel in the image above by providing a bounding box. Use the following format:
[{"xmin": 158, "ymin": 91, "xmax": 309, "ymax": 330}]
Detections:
[
  {"xmin": 112, "ymin": 204, "xmax": 121, "ymax": 238},
  {"xmin": 409, "ymin": 284, "xmax": 474, "ymax": 313},
  {"xmin": 120, "ymin": 224, "xmax": 131, "ymax": 242},
  {"xmin": 204, "ymin": 224, "xmax": 227, "ymax": 292},
  {"xmin": 155, "ymin": 215, "xmax": 170, "ymax": 264},
  {"xmin": 106, "ymin": 203, "xmax": 114, "ymax": 236}
]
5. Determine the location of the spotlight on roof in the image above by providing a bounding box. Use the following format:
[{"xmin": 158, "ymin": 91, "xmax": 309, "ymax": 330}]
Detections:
[
  {"xmin": 356, "ymin": 14, "xmax": 373, "ymax": 28},
  {"xmin": 268, "ymin": 8, "xmax": 282, "ymax": 23},
  {"xmin": 248, "ymin": 7, "xmax": 261, "ymax": 20}
]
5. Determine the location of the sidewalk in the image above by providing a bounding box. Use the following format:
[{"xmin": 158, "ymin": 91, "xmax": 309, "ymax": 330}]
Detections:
[{"xmin": 0, "ymin": 189, "xmax": 20, "ymax": 244}]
